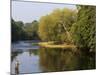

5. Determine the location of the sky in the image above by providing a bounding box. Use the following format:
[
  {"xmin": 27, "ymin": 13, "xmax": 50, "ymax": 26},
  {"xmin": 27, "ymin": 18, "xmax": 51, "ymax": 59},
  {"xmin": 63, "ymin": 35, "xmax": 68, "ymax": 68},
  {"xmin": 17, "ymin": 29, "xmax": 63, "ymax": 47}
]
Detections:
[{"xmin": 12, "ymin": 1, "xmax": 77, "ymax": 23}]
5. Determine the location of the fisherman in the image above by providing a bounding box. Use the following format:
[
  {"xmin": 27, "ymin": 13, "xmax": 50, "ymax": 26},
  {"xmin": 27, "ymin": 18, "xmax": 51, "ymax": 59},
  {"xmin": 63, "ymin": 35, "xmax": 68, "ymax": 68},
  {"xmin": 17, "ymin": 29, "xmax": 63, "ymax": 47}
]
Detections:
[{"xmin": 15, "ymin": 60, "xmax": 20, "ymax": 74}]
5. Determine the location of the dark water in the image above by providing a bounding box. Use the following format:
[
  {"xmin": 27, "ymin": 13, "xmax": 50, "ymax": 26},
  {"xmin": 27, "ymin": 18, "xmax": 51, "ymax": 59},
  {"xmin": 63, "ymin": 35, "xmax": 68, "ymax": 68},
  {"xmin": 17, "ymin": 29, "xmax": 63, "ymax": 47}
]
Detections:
[{"xmin": 11, "ymin": 41, "xmax": 43, "ymax": 74}]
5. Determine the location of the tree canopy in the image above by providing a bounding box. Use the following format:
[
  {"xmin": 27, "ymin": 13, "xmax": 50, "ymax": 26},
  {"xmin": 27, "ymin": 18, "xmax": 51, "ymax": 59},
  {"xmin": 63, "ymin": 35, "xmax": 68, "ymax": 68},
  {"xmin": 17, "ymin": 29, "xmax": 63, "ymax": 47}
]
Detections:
[
  {"xmin": 11, "ymin": 19, "xmax": 39, "ymax": 42},
  {"xmin": 38, "ymin": 8, "xmax": 77, "ymax": 43},
  {"xmin": 11, "ymin": 19, "xmax": 24, "ymax": 42},
  {"xmin": 70, "ymin": 5, "xmax": 96, "ymax": 52},
  {"xmin": 24, "ymin": 20, "xmax": 39, "ymax": 40}
]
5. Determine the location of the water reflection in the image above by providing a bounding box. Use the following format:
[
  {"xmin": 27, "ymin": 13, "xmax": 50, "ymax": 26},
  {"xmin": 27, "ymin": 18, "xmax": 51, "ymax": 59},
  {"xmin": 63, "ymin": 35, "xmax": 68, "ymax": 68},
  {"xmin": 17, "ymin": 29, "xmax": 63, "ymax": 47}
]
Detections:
[
  {"xmin": 29, "ymin": 49, "xmax": 39, "ymax": 56},
  {"xmin": 39, "ymin": 47, "xmax": 95, "ymax": 72},
  {"xmin": 11, "ymin": 41, "xmax": 95, "ymax": 74},
  {"xmin": 11, "ymin": 40, "xmax": 42, "ymax": 74},
  {"xmin": 11, "ymin": 50, "xmax": 23, "ymax": 62},
  {"xmin": 11, "ymin": 49, "xmax": 42, "ymax": 74}
]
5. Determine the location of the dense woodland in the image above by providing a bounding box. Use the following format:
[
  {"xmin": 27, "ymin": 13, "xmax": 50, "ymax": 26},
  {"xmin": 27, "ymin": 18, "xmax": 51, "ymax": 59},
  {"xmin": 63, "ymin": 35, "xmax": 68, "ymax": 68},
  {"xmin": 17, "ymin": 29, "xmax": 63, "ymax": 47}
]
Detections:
[
  {"xmin": 11, "ymin": 19, "xmax": 39, "ymax": 42},
  {"xmin": 12, "ymin": 5, "xmax": 96, "ymax": 70}
]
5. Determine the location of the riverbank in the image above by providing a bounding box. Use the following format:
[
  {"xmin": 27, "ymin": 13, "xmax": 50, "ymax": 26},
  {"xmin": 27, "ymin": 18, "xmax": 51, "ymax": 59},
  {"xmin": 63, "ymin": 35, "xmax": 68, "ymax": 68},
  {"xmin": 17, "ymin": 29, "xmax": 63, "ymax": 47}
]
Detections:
[{"xmin": 38, "ymin": 41, "xmax": 76, "ymax": 48}]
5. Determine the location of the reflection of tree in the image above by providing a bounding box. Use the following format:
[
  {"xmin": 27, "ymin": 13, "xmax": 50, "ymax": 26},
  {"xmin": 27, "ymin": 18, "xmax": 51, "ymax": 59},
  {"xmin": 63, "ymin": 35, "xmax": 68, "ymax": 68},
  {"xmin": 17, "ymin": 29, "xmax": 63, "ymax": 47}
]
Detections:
[
  {"xmin": 29, "ymin": 49, "xmax": 39, "ymax": 56},
  {"xmin": 29, "ymin": 49, "xmax": 32, "ymax": 56},
  {"xmin": 11, "ymin": 50, "xmax": 23, "ymax": 62},
  {"xmin": 40, "ymin": 47, "xmax": 95, "ymax": 71}
]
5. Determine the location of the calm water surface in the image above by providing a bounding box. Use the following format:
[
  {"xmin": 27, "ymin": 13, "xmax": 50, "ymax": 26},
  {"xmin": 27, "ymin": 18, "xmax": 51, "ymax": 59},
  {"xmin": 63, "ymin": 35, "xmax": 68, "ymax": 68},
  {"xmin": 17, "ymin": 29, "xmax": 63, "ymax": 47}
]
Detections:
[
  {"xmin": 11, "ymin": 40, "xmax": 95, "ymax": 74},
  {"xmin": 11, "ymin": 41, "xmax": 43, "ymax": 74}
]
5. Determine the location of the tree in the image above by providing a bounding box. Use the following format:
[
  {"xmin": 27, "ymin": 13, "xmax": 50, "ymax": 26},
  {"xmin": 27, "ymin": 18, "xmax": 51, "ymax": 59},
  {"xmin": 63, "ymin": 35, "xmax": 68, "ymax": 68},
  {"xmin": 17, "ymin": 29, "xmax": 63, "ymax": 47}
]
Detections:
[
  {"xmin": 11, "ymin": 19, "xmax": 25, "ymax": 42},
  {"xmin": 38, "ymin": 8, "xmax": 77, "ymax": 43},
  {"xmin": 24, "ymin": 20, "xmax": 39, "ymax": 40},
  {"xmin": 70, "ymin": 5, "xmax": 96, "ymax": 52}
]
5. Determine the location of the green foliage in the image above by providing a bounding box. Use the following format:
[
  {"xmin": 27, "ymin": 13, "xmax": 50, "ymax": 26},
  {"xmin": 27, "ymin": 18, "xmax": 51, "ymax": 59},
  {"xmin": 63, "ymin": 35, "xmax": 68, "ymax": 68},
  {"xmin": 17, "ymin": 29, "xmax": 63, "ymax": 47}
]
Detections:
[
  {"xmin": 24, "ymin": 20, "xmax": 39, "ymax": 40},
  {"xmin": 11, "ymin": 19, "xmax": 25, "ymax": 42},
  {"xmin": 70, "ymin": 6, "xmax": 96, "ymax": 52},
  {"xmin": 38, "ymin": 8, "xmax": 77, "ymax": 43},
  {"xmin": 11, "ymin": 19, "xmax": 39, "ymax": 42}
]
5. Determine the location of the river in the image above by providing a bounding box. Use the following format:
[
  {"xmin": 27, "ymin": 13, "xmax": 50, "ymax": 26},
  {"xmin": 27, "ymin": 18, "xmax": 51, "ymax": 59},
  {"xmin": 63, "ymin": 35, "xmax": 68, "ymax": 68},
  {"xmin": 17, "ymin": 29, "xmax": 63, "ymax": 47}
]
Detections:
[
  {"xmin": 11, "ymin": 40, "xmax": 43, "ymax": 74},
  {"xmin": 11, "ymin": 40, "xmax": 95, "ymax": 74}
]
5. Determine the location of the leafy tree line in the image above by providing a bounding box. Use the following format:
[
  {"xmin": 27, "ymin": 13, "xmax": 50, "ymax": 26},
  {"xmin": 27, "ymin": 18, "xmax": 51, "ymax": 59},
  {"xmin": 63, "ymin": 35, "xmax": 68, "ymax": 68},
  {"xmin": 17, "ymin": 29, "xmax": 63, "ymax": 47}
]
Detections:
[
  {"xmin": 24, "ymin": 20, "xmax": 39, "ymax": 40},
  {"xmin": 11, "ymin": 19, "xmax": 39, "ymax": 42},
  {"xmin": 12, "ymin": 5, "xmax": 96, "ymax": 53},
  {"xmin": 71, "ymin": 5, "xmax": 96, "ymax": 53},
  {"xmin": 38, "ymin": 5, "xmax": 96, "ymax": 53}
]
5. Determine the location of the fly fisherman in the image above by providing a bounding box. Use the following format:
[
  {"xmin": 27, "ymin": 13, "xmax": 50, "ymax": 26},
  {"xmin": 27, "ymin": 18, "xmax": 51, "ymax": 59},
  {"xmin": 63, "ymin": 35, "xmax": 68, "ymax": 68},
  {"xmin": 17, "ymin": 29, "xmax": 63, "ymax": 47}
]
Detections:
[{"xmin": 15, "ymin": 60, "xmax": 20, "ymax": 74}]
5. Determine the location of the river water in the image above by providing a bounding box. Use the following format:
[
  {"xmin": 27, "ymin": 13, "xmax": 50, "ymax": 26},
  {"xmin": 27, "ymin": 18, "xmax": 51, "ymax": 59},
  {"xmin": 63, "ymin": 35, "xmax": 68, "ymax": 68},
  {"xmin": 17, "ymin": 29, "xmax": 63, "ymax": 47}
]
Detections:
[
  {"xmin": 11, "ymin": 40, "xmax": 95, "ymax": 74},
  {"xmin": 11, "ymin": 40, "xmax": 43, "ymax": 74}
]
